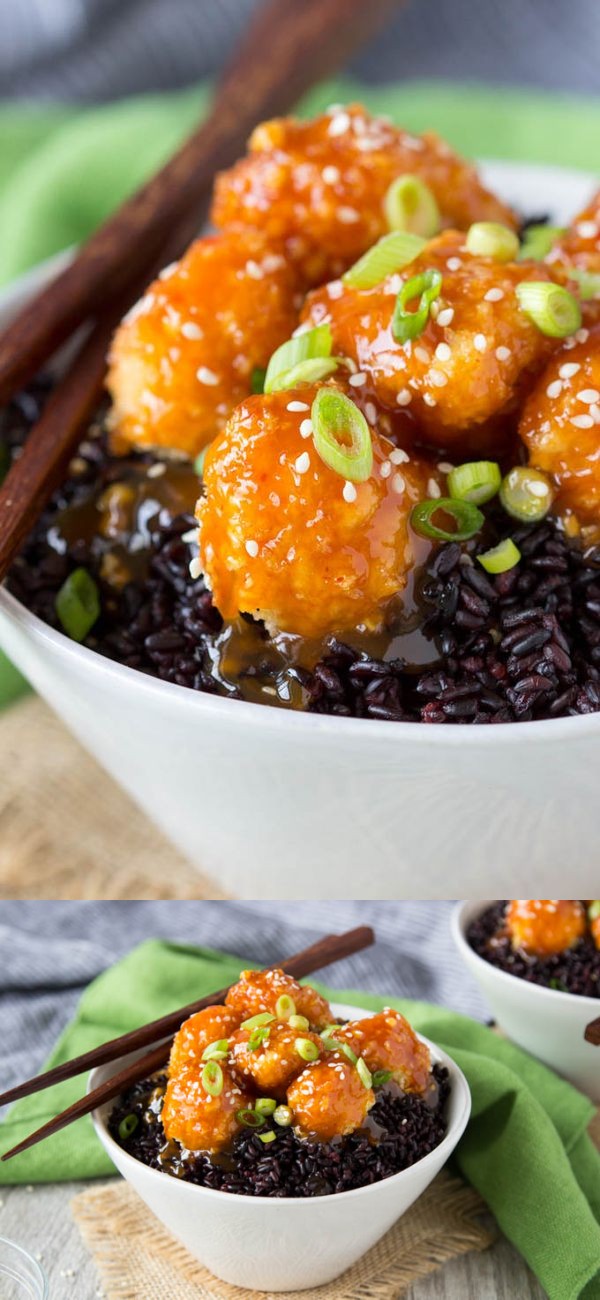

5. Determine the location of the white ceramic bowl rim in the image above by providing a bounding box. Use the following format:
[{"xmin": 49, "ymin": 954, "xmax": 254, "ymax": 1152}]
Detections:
[
  {"xmin": 91, "ymin": 1013, "xmax": 471, "ymax": 1206},
  {"xmin": 452, "ymin": 900, "xmax": 600, "ymax": 1010}
]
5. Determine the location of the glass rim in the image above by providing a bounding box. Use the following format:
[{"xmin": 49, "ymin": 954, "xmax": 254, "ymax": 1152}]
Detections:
[{"xmin": 0, "ymin": 1236, "xmax": 49, "ymax": 1299}]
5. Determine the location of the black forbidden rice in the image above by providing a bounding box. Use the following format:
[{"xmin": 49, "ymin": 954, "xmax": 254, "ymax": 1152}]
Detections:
[
  {"xmin": 467, "ymin": 901, "xmax": 600, "ymax": 998},
  {"xmin": 108, "ymin": 1064, "xmax": 450, "ymax": 1198},
  {"xmin": 5, "ymin": 380, "xmax": 600, "ymax": 724}
]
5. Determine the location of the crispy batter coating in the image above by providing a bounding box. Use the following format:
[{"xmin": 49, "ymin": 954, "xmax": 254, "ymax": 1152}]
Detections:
[
  {"xmin": 519, "ymin": 324, "xmax": 600, "ymax": 522},
  {"xmin": 229, "ymin": 1021, "xmax": 323, "ymax": 1097},
  {"xmin": 106, "ymin": 231, "xmax": 301, "ymax": 458},
  {"xmin": 287, "ymin": 1052, "xmax": 375, "ymax": 1142},
  {"xmin": 547, "ymin": 190, "xmax": 600, "ymax": 324},
  {"xmin": 212, "ymin": 105, "xmax": 516, "ymax": 285},
  {"xmin": 505, "ymin": 900, "xmax": 586, "ymax": 957},
  {"xmin": 303, "ymin": 232, "xmax": 557, "ymax": 454},
  {"xmin": 196, "ymin": 382, "xmax": 434, "ymax": 638},
  {"xmin": 225, "ymin": 969, "xmax": 332, "ymax": 1031},
  {"xmin": 168, "ymin": 1005, "xmax": 241, "ymax": 1077},
  {"xmin": 334, "ymin": 1009, "xmax": 431, "ymax": 1095},
  {"xmin": 162, "ymin": 1062, "xmax": 251, "ymax": 1153}
]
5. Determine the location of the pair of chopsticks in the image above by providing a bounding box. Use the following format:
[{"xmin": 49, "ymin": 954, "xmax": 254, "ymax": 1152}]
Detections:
[
  {"xmin": 0, "ymin": 925, "xmax": 374, "ymax": 1162},
  {"xmin": 0, "ymin": 0, "xmax": 398, "ymax": 582}
]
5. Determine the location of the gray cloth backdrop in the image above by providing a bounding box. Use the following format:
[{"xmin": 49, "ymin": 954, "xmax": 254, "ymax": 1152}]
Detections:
[
  {"xmin": 0, "ymin": 0, "xmax": 598, "ymax": 102},
  {"xmin": 0, "ymin": 901, "xmax": 489, "ymax": 1117}
]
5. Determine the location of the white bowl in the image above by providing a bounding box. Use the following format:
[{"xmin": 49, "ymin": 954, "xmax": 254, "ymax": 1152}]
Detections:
[
  {"xmin": 452, "ymin": 901, "xmax": 600, "ymax": 1101},
  {"xmin": 2, "ymin": 162, "xmax": 600, "ymax": 898},
  {"xmin": 90, "ymin": 1001, "xmax": 471, "ymax": 1291}
]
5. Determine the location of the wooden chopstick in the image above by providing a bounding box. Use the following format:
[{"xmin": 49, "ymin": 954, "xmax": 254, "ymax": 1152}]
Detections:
[
  {"xmin": 0, "ymin": 0, "xmax": 396, "ymax": 407},
  {"xmin": 584, "ymin": 1016, "xmax": 600, "ymax": 1045},
  {"xmin": 0, "ymin": 925, "xmax": 374, "ymax": 1161}
]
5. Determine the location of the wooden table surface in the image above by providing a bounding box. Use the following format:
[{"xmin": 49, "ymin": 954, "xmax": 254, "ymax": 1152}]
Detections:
[{"xmin": 0, "ymin": 1180, "xmax": 546, "ymax": 1299}]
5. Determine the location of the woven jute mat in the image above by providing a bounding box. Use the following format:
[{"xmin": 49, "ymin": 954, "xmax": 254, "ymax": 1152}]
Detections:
[
  {"xmin": 71, "ymin": 1171, "xmax": 494, "ymax": 1300},
  {"xmin": 0, "ymin": 695, "xmax": 226, "ymax": 899}
]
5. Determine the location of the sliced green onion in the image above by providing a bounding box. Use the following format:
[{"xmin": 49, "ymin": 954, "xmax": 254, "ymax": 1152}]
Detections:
[
  {"xmin": 273, "ymin": 1105, "xmax": 293, "ymax": 1127},
  {"xmin": 384, "ymin": 175, "xmax": 440, "ymax": 238},
  {"xmin": 343, "ymin": 231, "xmax": 426, "ymax": 290},
  {"xmin": 193, "ymin": 449, "xmax": 207, "ymax": 477},
  {"xmin": 55, "ymin": 568, "xmax": 100, "ymax": 642},
  {"xmin": 465, "ymin": 222, "xmax": 519, "ymax": 262},
  {"xmin": 251, "ymin": 366, "xmax": 266, "ymax": 394},
  {"xmin": 275, "ymin": 995, "xmax": 296, "ymax": 1020},
  {"xmin": 258, "ymin": 1131, "xmax": 277, "ymax": 1144},
  {"xmin": 372, "ymin": 1069, "xmax": 393, "ymax": 1088},
  {"xmin": 515, "ymin": 281, "xmax": 581, "ymax": 338},
  {"xmin": 356, "ymin": 1058, "xmax": 373, "ymax": 1089},
  {"xmin": 568, "ymin": 267, "xmax": 600, "ymax": 301},
  {"xmin": 241, "ymin": 1012, "xmax": 276, "ymax": 1030},
  {"xmin": 392, "ymin": 269, "xmax": 442, "ymax": 343},
  {"xmin": 411, "ymin": 498, "xmax": 484, "ymax": 542},
  {"xmin": 236, "ymin": 1107, "xmax": 265, "ymax": 1128},
  {"xmin": 447, "ymin": 460, "xmax": 501, "ymax": 506},
  {"xmin": 201, "ymin": 1061, "xmax": 224, "ymax": 1097},
  {"xmin": 255, "ymin": 1098, "xmax": 277, "ymax": 1116},
  {"xmin": 288, "ymin": 1014, "xmax": 309, "ymax": 1031},
  {"xmin": 264, "ymin": 324, "xmax": 332, "ymax": 394},
  {"xmin": 477, "ymin": 538, "xmax": 521, "ymax": 574},
  {"xmin": 248, "ymin": 1025, "xmax": 271, "ymax": 1051},
  {"xmin": 311, "ymin": 388, "xmax": 373, "ymax": 483},
  {"xmin": 519, "ymin": 225, "xmax": 566, "ymax": 261},
  {"xmin": 499, "ymin": 467, "xmax": 554, "ymax": 523},
  {"xmin": 321, "ymin": 1037, "xmax": 358, "ymax": 1065},
  {"xmin": 320, "ymin": 1023, "xmax": 342, "ymax": 1038},
  {"xmin": 118, "ymin": 1114, "xmax": 139, "ymax": 1141},
  {"xmin": 295, "ymin": 1037, "xmax": 319, "ymax": 1062},
  {"xmin": 201, "ymin": 1038, "xmax": 230, "ymax": 1062},
  {"xmin": 588, "ymin": 900, "xmax": 600, "ymax": 921},
  {"xmin": 273, "ymin": 356, "xmax": 341, "ymax": 391}
]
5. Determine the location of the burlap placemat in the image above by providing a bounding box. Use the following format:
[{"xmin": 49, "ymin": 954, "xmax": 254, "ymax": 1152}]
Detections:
[
  {"xmin": 0, "ymin": 695, "xmax": 226, "ymax": 899},
  {"xmin": 71, "ymin": 1170, "xmax": 494, "ymax": 1300}
]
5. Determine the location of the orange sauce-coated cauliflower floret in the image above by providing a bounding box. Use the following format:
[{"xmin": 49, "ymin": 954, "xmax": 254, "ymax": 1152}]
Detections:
[
  {"xmin": 519, "ymin": 324, "xmax": 600, "ymax": 523},
  {"xmin": 196, "ymin": 383, "xmax": 434, "ymax": 638},
  {"xmin": 225, "ymin": 969, "xmax": 332, "ymax": 1031},
  {"xmin": 287, "ymin": 1052, "xmax": 375, "ymax": 1142},
  {"xmin": 162, "ymin": 1062, "xmax": 251, "ymax": 1153},
  {"xmin": 212, "ymin": 105, "xmax": 516, "ymax": 285},
  {"xmin": 303, "ymin": 232, "xmax": 557, "ymax": 454},
  {"xmin": 229, "ymin": 1021, "xmax": 323, "ymax": 1097},
  {"xmin": 106, "ymin": 231, "xmax": 301, "ymax": 458},
  {"xmin": 334, "ymin": 1009, "xmax": 431, "ymax": 1095},
  {"xmin": 168, "ymin": 1005, "xmax": 242, "ymax": 1077},
  {"xmin": 505, "ymin": 900, "xmax": 586, "ymax": 957}
]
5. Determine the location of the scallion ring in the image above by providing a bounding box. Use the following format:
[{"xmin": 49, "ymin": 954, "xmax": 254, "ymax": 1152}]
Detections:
[
  {"xmin": 201, "ymin": 1038, "xmax": 230, "ymax": 1062},
  {"xmin": 201, "ymin": 1061, "xmax": 224, "ymax": 1097},
  {"xmin": 236, "ymin": 1108, "xmax": 265, "ymax": 1128},
  {"xmin": 384, "ymin": 175, "xmax": 440, "ymax": 238},
  {"xmin": 411, "ymin": 498, "xmax": 484, "ymax": 542},
  {"xmin": 567, "ymin": 267, "xmax": 600, "ymax": 302},
  {"xmin": 588, "ymin": 901, "xmax": 600, "ymax": 921},
  {"xmin": 295, "ymin": 1037, "xmax": 319, "ymax": 1062},
  {"xmin": 499, "ymin": 467, "xmax": 554, "ymax": 523},
  {"xmin": 515, "ymin": 281, "xmax": 581, "ymax": 338},
  {"xmin": 320, "ymin": 1023, "xmax": 342, "ymax": 1038},
  {"xmin": 356, "ymin": 1058, "xmax": 373, "ymax": 1089},
  {"xmin": 477, "ymin": 538, "xmax": 521, "ymax": 574},
  {"xmin": 273, "ymin": 1105, "xmax": 293, "ymax": 1127},
  {"xmin": 321, "ymin": 1037, "xmax": 358, "ymax": 1065},
  {"xmin": 118, "ymin": 1114, "xmax": 139, "ymax": 1141},
  {"xmin": 255, "ymin": 1098, "xmax": 277, "ymax": 1116},
  {"xmin": 391, "ymin": 268, "xmax": 442, "ymax": 343},
  {"xmin": 241, "ymin": 1012, "xmax": 276, "ymax": 1030},
  {"xmin": 372, "ymin": 1069, "xmax": 393, "ymax": 1088},
  {"xmin": 518, "ymin": 225, "xmax": 566, "ymax": 261},
  {"xmin": 465, "ymin": 222, "xmax": 519, "ymax": 262},
  {"xmin": 55, "ymin": 568, "xmax": 101, "ymax": 643},
  {"xmin": 248, "ymin": 1025, "xmax": 271, "ymax": 1051},
  {"xmin": 342, "ymin": 231, "xmax": 426, "ymax": 290},
  {"xmin": 275, "ymin": 995, "xmax": 296, "ymax": 1020},
  {"xmin": 271, "ymin": 356, "xmax": 341, "ymax": 392},
  {"xmin": 288, "ymin": 1014, "xmax": 310, "ymax": 1031},
  {"xmin": 193, "ymin": 449, "xmax": 207, "ymax": 477},
  {"xmin": 311, "ymin": 388, "xmax": 373, "ymax": 483},
  {"xmin": 258, "ymin": 1131, "xmax": 277, "ymax": 1144},
  {"xmin": 264, "ymin": 324, "xmax": 332, "ymax": 394},
  {"xmin": 447, "ymin": 460, "xmax": 501, "ymax": 506}
]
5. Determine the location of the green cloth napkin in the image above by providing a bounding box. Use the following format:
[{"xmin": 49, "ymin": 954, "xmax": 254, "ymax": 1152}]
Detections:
[
  {"xmin": 1, "ymin": 76, "xmax": 599, "ymax": 710},
  {"xmin": 1, "ymin": 941, "xmax": 599, "ymax": 1300}
]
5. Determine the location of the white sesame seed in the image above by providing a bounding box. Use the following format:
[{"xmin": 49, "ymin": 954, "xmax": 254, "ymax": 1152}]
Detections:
[
  {"xmin": 338, "ymin": 206, "xmax": 359, "ymax": 223},
  {"xmin": 591, "ymin": 403, "xmax": 600, "ymax": 423},
  {"xmin": 181, "ymin": 527, "xmax": 197, "ymax": 543},
  {"xmin": 529, "ymin": 481, "xmax": 550, "ymax": 498},
  {"xmin": 269, "ymin": 492, "xmax": 281, "ymax": 507},
  {"xmin": 197, "ymin": 366, "xmax": 219, "ymax": 385},
  {"xmin": 474, "ymin": 333, "xmax": 487, "ymax": 353},
  {"xmin": 429, "ymin": 368, "xmax": 448, "ymax": 387},
  {"xmin": 349, "ymin": 372, "xmax": 367, "ymax": 387},
  {"xmin": 447, "ymin": 257, "xmax": 462, "ymax": 271},
  {"xmin": 576, "ymin": 220, "xmax": 599, "ymax": 239},
  {"xmin": 390, "ymin": 447, "xmax": 409, "ymax": 464},
  {"xmin": 435, "ymin": 342, "xmax": 451, "ymax": 362},
  {"xmin": 484, "ymin": 287, "xmax": 504, "ymax": 301},
  {"xmin": 385, "ymin": 273, "xmax": 403, "ymax": 296},
  {"xmin": 437, "ymin": 461, "xmax": 454, "ymax": 473},
  {"xmin": 546, "ymin": 379, "xmax": 563, "ymax": 399},
  {"xmin": 343, "ymin": 480, "xmax": 358, "ymax": 502},
  {"xmin": 495, "ymin": 346, "xmax": 511, "ymax": 361},
  {"xmin": 287, "ymin": 400, "xmax": 310, "ymax": 412},
  {"xmin": 189, "ymin": 556, "xmax": 202, "ymax": 579},
  {"xmin": 415, "ymin": 346, "xmax": 430, "ymax": 364},
  {"xmin": 577, "ymin": 388, "xmax": 600, "ymax": 404},
  {"xmin": 287, "ymin": 547, "xmax": 296, "ymax": 562},
  {"xmin": 380, "ymin": 460, "xmax": 392, "ymax": 478},
  {"xmin": 147, "ymin": 461, "xmax": 166, "ymax": 478},
  {"xmin": 392, "ymin": 472, "xmax": 406, "ymax": 493},
  {"xmin": 396, "ymin": 388, "xmax": 412, "ymax": 406},
  {"xmin": 181, "ymin": 321, "xmax": 203, "ymax": 340},
  {"xmin": 295, "ymin": 451, "xmax": 311, "ymax": 473},
  {"xmin": 365, "ymin": 401, "xmax": 378, "ymax": 424},
  {"xmin": 576, "ymin": 328, "xmax": 589, "ymax": 343},
  {"xmin": 328, "ymin": 111, "xmax": 351, "ymax": 136},
  {"xmin": 437, "ymin": 306, "xmax": 454, "ymax": 327},
  {"xmin": 427, "ymin": 478, "xmax": 441, "ymax": 498},
  {"xmin": 300, "ymin": 418, "xmax": 314, "ymax": 439},
  {"xmin": 571, "ymin": 414, "xmax": 594, "ymax": 428},
  {"xmin": 322, "ymin": 164, "xmax": 341, "ymax": 184},
  {"xmin": 327, "ymin": 279, "xmax": 344, "ymax": 299},
  {"xmin": 245, "ymin": 259, "xmax": 263, "ymax": 279},
  {"xmin": 423, "ymin": 393, "xmax": 437, "ymax": 406},
  {"xmin": 159, "ymin": 261, "xmax": 178, "ymax": 280},
  {"xmin": 245, "ymin": 540, "xmax": 259, "ymax": 557},
  {"xmin": 559, "ymin": 362, "xmax": 581, "ymax": 379}
]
